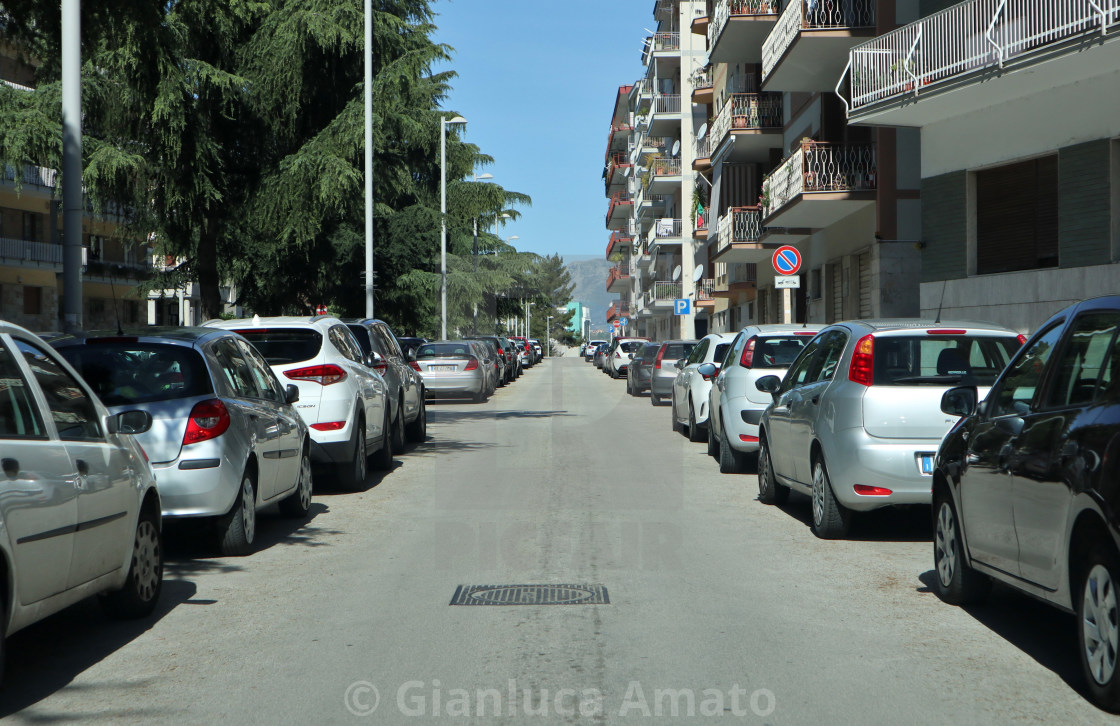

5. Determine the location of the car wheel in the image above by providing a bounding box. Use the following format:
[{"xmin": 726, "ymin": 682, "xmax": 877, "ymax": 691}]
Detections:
[
  {"xmin": 810, "ymin": 458, "xmax": 851, "ymax": 539},
  {"xmin": 218, "ymin": 472, "xmax": 257, "ymax": 556},
  {"xmin": 671, "ymin": 398, "xmax": 683, "ymax": 434},
  {"xmin": 405, "ymin": 395, "xmax": 427, "ymax": 442},
  {"xmin": 370, "ymin": 408, "xmax": 394, "ymax": 472},
  {"xmin": 1079, "ymin": 544, "xmax": 1120, "ymax": 710},
  {"xmin": 650, "ymin": 392, "xmax": 661, "ymax": 406},
  {"xmin": 626, "ymin": 376, "xmax": 633, "ymax": 395},
  {"xmin": 278, "ymin": 448, "xmax": 313, "ymax": 518},
  {"xmin": 339, "ymin": 418, "xmax": 368, "ymax": 491},
  {"xmin": 706, "ymin": 418, "xmax": 718, "ymax": 458},
  {"xmin": 719, "ymin": 422, "xmax": 744, "ymax": 474},
  {"xmin": 932, "ymin": 489, "xmax": 990, "ymax": 604},
  {"xmin": 688, "ymin": 402, "xmax": 705, "ymax": 443},
  {"xmin": 102, "ymin": 505, "xmax": 163, "ymax": 617},
  {"xmin": 390, "ymin": 404, "xmax": 406, "ymax": 453},
  {"xmin": 757, "ymin": 435, "xmax": 788, "ymax": 504}
]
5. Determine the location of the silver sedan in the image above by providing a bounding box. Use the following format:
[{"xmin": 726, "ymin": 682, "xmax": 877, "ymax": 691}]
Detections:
[{"xmin": 415, "ymin": 341, "xmax": 490, "ymax": 402}]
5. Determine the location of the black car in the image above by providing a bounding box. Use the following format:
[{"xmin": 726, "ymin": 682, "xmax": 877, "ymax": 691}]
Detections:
[
  {"xmin": 627, "ymin": 342, "xmax": 661, "ymax": 396},
  {"xmin": 933, "ymin": 295, "xmax": 1120, "ymax": 710},
  {"xmin": 345, "ymin": 319, "xmax": 427, "ymax": 447}
]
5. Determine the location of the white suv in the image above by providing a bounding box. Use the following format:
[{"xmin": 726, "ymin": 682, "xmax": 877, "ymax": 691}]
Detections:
[{"xmin": 205, "ymin": 316, "xmax": 392, "ymax": 489}]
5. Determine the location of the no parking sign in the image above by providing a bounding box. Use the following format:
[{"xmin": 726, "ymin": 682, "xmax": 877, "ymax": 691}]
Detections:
[{"xmin": 772, "ymin": 246, "xmax": 802, "ymax": 276}]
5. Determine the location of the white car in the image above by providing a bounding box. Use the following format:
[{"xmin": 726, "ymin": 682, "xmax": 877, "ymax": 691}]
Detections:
[
  {"xmin": 671, "ymin": 333, "xmax": 736, "ymax": 442},
  {"xmin": 704, "ymin": 325, "xmax": 824, "ymax": 473},
  {"xmin": 205, "ymin": 316, "xmax": 392, "ymax": 490},
  {"xmin": 0, "ymin": 322, "xmax": 163, "ymax": 679},
  {"xmin": 604, "ymin": 337, "xmax": 649, "ymax": 379}
]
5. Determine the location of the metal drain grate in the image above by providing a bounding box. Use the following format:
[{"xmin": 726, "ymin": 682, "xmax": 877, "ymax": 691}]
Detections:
[{"xmin": 450, "ymin": 584, "xmax": 609, "ymax": 606}]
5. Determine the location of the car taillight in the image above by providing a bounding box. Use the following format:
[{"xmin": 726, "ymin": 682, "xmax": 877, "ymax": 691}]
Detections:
[
  {"xmin": 654, "ymin": 346, "xmax": 666, "ymax": 369},
  {"xmin": 311, "ymin": 421, "xmax": 346, "ymax": 431},
  {"xmin": 1016, "ymin": 334, "xmax": 1027, "ymax": 346},
  {"xmin": 464, "ymin": 356, "xmax": 479, "ymax": 371},
  {"xmin": 740, "ymin": 337, "xmax": 757, "ymax": 368},
  {"xmin": 854, "ymin": 485, "xmax": 893, "ymax": 496},
  {"xmin": 183, "ymin": 399, "xmax": 231, "ymax": 444},
  {"xmin": 373, "ymin": 361, "xmax": 388, "ymax": 374},
  {"xmin": 285, "ymin": 364, "xmax": 346, "ymax": 385},
  {"xmin": 615, "ymin": 351, "xmax": 621, "ymax": 358},
  {"xmin": 409, "ymin": 361, "xmax": 421, "ymax": 372},
  {"xmin": 926, "ymin": 329, "xmax": 966, "ymax": 335},
  {"xmin": 848, "ymin": 334, "xmax": 875, "ymax": 386}
]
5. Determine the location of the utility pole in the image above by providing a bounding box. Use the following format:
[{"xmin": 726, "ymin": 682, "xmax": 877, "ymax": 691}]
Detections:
[
  {"xmin": 364, "ymin": 0, "xmax": 375, "ymax": 319},
  {"xmin": 61, "ymin": 0, "xmax": 82, "ymax": 332}
]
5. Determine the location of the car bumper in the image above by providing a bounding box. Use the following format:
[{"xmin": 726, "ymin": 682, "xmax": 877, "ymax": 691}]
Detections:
[
  {"xmin": 827, "ymin": 428, "xmax": 939, "ymax": 511},
  {"xmin": 723, "ymin": 397, "xmax": 766, "ymax": 453},
  {"xmin": 650, "ymin": 376, "xmax": 674, "ymax": 397},
  {"xmin": 155, "ymin": 457, "xmax": 241, "ymax": 518},
  {"xmin": 423, "ymin": 373, "xmax": 484, "ymax": 394}
]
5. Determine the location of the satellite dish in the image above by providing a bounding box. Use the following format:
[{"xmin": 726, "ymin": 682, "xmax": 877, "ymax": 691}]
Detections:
[
  {"xmin": 692, "ymin": 264, "xmax": 704, "ymax": 282},
  {"xmin": 697, "ymin": 123, "xmax": 708, "ymax": 141},
  {"xmin": 622, "ymin": 166, "xmax": 631, "ymax": 177},
  {"xmin": 672, "ymin": 265, "xmax": 682, "ymax": 281},
  {"xmin": 671, "ymin": 140, "xmax": 681, "ymax": 157}
]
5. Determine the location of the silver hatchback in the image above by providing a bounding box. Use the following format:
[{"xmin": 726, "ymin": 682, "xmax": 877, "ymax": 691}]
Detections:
[
  {"xmin": 755, "ymin": 320, "xmax": 1022, "ymax": 539},
  {"xmin": 415, "ymin": 340, "xmax": 490, "ymax": 402}
]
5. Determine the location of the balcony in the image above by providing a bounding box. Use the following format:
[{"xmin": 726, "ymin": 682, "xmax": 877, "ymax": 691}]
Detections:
[
  {"xmin": 694, "ymin": 133, "xmax": 711, "ymax": 172},
  {"xmin": 639, "ymin": 135, "xmax": 673, "ymax": 154},
  {"xmin": 643, "ymin": 32, "xmax": 681, "ymax": 66},
  {"xmin": 606, "ymin": 191, "xmax": 634, "ymax": 230},
  {"xmin": 607, "ymin": 122, "xmax": 631, "ymax": 157},
  {"xmin": 606, "ymin": 301, "xmax": 631, "ymax": 322},
  {"xmin": 714, "ymin": 262, "xmax": 760, "ymax": 298},
  {"xmin": 0, "ymin": 237, "xmax": 63, "ymax": 266},
  {"xmin": 2, "ymin": 164, "xmax": 59, "ymax": 192},
  {"xmin": 636, "ymin": 193, "xmax": 669, "ymax": 219},
  {"xmin": 843, "ymin": 0, "xmax": 1120, "ymax": 127},
  {"xmin": 708, "ymin": 92, "xmax": 783, "ymax": 162},
  {"xmin": 691, "ymin": 66, "xmax": 714, "ymax": 105},
  {"xmin": 640, "ymin": 94, "xmax": 682, "ymax": 136},
  {"xmin": 606, "ymin": 230, "xmax": 633, "ymax": 260},
  {"xmin": 762, "ymin": 142, "xmax": 877, "ymax": 228},
  {"xmin": 709, "ymin": 0, "xmax": 781, "ymax": 63},
  {"xmin": 645, "ymin": 281, "xmax": 683, "ymax": 308},
  {"xmin": 646, "ymin": 218, "xmax": 684, "ymax": 254},
  {"xmin": 606, "ymin": 262, "xmax": 631, "ymax": 293},
  {"xmin": 695, "ymin": 278, "xmax": 717, "ymax": 308},
  {"xmin": 762, "ymin": 0, "xmax": 876, "ymax": 92},
  {"xmin": 641, "ymin": 157, "xmax": 682, "ymax": 195},
  {"xmin": 604, "ymin": 152, "xmax": 633, "ymax": 194}
]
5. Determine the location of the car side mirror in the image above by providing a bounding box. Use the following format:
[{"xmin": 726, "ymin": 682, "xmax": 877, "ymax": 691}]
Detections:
[
  {"xmin": 408, "ymin": 349, "xmax": 417, "ymax": 362},
  {"xmin": 755, "ymin": 375, "xmax": 781, "ymax": 395},
  {"xmin": 108, "ymin": 410, "xmax": 153, "ymax": 435},
  {"xmin": 674, "ymin": 359, "xmax": 685, "ymax": 370},
  {"xmin": 697, "ymin": 362, "xmax": 717, "ymax": 378},
  {"xmin": 940, "ymin": 386, "xmax": 978, "ymax": 417},
  {"xmin": 285, "ymin": 384, "xmax": 300, "ymax": 404}
]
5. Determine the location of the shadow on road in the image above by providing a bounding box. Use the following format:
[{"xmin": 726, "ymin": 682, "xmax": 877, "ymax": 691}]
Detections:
[
  {"xmin": 162, "ymin": 502, "xmax": 337, "ymax": 562},
  {"xmin": 916, "ymin": 570, "xmax": 1087, "ymax": 701},
  {"xmin": 0, "ymin": 578, "xmax": 197, "ymax": 718},
  {"xmin": 428, "ymin": 409, "xmax": 572, "ymax": 423},
  {"xmin": 771, "ymin": 492, "xmax": 932, "ymax": 542}
]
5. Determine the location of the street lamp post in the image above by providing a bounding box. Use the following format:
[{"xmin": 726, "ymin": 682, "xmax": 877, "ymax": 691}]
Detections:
[
  {"xmin": 527, "ymin": 301, "xmax": 533, "ymax": 346},
  {"xmin": 440, "ymin": 115, "xmax": 467, "ymax": 340},
  {"xmin": 547, "ymin": 316, "xmax": 554, "ymax": 358},
  {"xmin": 470, "ymin": 172, "xmax": 494, "ymax": 335}
]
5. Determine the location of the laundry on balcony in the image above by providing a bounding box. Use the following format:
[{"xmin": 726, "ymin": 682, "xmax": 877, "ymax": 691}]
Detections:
[{"xmin": 656, "ymin": 219, "xmax": 676, "ymax": 237}]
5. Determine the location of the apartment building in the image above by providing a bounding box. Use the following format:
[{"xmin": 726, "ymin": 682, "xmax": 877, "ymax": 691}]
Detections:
[
  {"xmin": 843, "ymin": 0, "xmax": 1120, "ymax": 332},
  {"xmin": 607, "ymin": 1, "xmax": 926, "ymax": 338},
  {"xmin": 0, "ymin": 33, "xmax": 154, "ymax": 331}
]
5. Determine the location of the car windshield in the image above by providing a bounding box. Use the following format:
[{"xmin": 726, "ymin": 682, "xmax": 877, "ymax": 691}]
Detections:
[
  {"xmin": 664, "ymin": 342, "xmax": 696, "ymax": 359},
  {"xmin": 753, "ymin": 336, "xmax": 813, "ymax": 369},
  {"xmin": 416, "ymin": 343, "xmax": 472, "ymax": 359},
  {"xmin": 872, "ymin": 334, "xmax": 1021, "ymax": 386},
  {"xmin": 57, "ymin": 342, "xmax": 213, "ymax": 406},
  {"xmin": 234, "ymin": 329, "xmax": 322, "ymax": 365},
  {"xmin": 619, "ymin": 341, "xmax": 643, "ymax": 353}
]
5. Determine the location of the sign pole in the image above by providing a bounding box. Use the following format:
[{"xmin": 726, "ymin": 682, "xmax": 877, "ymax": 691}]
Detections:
[{"xmin": 783, "ymin": 288, "xmax": 792, "ymax": 324}]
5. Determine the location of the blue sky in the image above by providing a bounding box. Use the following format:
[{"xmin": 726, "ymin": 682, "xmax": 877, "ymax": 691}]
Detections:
[{"xmin": 431, "ymin": 0, "xmax": 647, "ymax": 261}]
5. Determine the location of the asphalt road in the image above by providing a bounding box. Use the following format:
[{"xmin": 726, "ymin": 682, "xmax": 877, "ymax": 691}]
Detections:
[{"xmin": 3, "ymin": 354, "xmax": 1116, "ymax": 724}]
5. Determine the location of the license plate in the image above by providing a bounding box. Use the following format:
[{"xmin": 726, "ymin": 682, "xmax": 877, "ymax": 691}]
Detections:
[
  {"xmin": 430, "ymin": 365, "xmax": 456, "ymax": 372},
  {"xmin": 918, "ymin": 453, "xmax": 935, "ymax": 475}
]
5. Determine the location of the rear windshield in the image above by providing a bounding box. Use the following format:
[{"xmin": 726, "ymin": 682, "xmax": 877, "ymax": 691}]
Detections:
[
  {"xmin": 346, "ymin": 325, "xmax": 373, "ymax": 356},
  {"xmin": 663, "ymin": 342, "xmax": 695, "ymax": 360},
  {"xmin": 417, "ymin": 343, "xmax": 473, "ymax": 359},
  {"xmin": 57, "ymin": 343, "xmax": 213, "ymax": 407},
  {"xmin": 873, "ymin": 335, "xmax": 1020, "ymax": 386},
  {"xmin": 619, "ymin": 341, "xmax": 643, "ymax": 353},
  {"xmin": 753, "ymin": 336, "xmax": 813, "ymax": 369},
  {"xmin": 235, "ymin": 329, "xmax": 322, "ymax": 365},
  {"xmin": 712, "ymin": 343, "xmax": 731, "ymax": 363}
]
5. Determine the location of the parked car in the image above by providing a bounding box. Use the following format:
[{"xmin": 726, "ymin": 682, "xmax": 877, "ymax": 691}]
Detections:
[
  {"xmin": 529, "ymin": 339, "xmax": 543, "ymax": 364},
  {"xmin": 604, "ymin": 337, "xmax": 649, "ymax": 379},
  {"xmin": 396, "ymin": 336, "xmax": 427, "ymax": 360},
  {"xmin": 465, "ymin": 336, "xmax": 507, "ymax": 387},
  {"xmin": 501, "ymin": 337, "xmax": 522, "ymax": 379},
  {"xmin": 627, "ymin": 342, "xmax": 662, "ymax": 396},
  {"xmin": 204, "ymin": 316, "xmax": 392, "ymax": 491},
  {"xmin": 585, "ymin": 340, "xmax": 607, "ymax": 362},
  {"xmin": 346, "ymin": 318, "xmax": 427, "ymax": 447},
  {"xmin": 52, "ymin": 327, "xmax": 313, "ymax": 555},
  {"xmin": 0, "ymin": 322, "xmax": 163, "ymax": 677},
  {"xmin": 593, "ymin": 343, "xmax": 608, "ymax": 368},
  {"xmin": 413, "ymin": 340, "xmax": 490, "ymax": 402},
  {"xmin": 649, "ymin": 339, "xmax": 698, "ymax": 406},
  {"xmin": 467, "ymin": 336, "xmax": 514, "ymax": 384},
  {"xmin": 704, "ymin": 325, "xmax": 824, "ymax": 473},
  {"xmin": 930, "ymin": 297, "xmax": 1120, "ymax": 710},
  {"xmin": 671, "ymin": 333, "xmax": 736, "ymax": 442},
  {"xmin": 755, "ymin": 319, "xmax": 1022, "ymax": 539}
]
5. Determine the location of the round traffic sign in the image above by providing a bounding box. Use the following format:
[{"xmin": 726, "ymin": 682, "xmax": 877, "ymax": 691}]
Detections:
[
  {"xmin": 772, "ymin": 245, "xmax": 802, "ymax": 276},
  {"xmin": 613, "ymin": 320, "xmax": 621, "ymax": 328}
]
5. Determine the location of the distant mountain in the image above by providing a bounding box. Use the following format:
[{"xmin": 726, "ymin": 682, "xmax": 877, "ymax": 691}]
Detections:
[{"xmin": 564, "ymin": 256, "xmax": 616, "ymax": 334}]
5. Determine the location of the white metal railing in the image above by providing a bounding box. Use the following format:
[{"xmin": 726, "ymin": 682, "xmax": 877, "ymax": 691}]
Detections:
[
  {"xmin": 715, "ymin": 207, "xmax": 763, "ymax": 255},
  {"xmin": 696, "ymin": 278, "xmax": 716, "ymax": 300},
  {"xmin": 695, "ymin": 133, "xmax": 710, "ymax": 160},
  {"xmin": 710, "ymin": 0, "xmax": 781, "ymax": 51},
  {"xmin": 643, "ymin": 32, "xmax": 681, "ymax": 65},
  {"xmin": 709, "ymin": 93, "xmax": 784, "ymax": 148},
  {"xmin": 847, "ymin": 0, "xmax": 1120, "ymax": 111},
  {"xmin": 647, "ymin": 218, "xmax": 683, "ymax": 246},
  {"xmin": 0, "ymin": 237, "xmax": 63, "ymax": 264},
  {"xmin": 764, "ymin": 0, "xmax": 877, "ymax": 79},
  {"xmin": 2, "ymin": 164, "xmax": 58, "ymax": 189},
  {"xmin": 691, "ymin": 66, "xmax": 714, "ymax": 91},
  {"xmin": 649, "ymin": 281, "xmax": 683, "ymax": 304},
  {"xmin": 763, "ymin": 143, "xmax": 877, "ymax": 217},
  {"xmin": 2, "ymin": 79, "xmax": 34, "ymax": 92},
  {"xmin": 653, "ymin": 94, "xmax": 682, "ymax": 115}
]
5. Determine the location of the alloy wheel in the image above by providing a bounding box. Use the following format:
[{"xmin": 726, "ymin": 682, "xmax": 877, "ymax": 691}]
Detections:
[
  {"xmin": 297, "ymin": 453, "xmax": 313, "ymax": 511},
  {"xmin": 241, "ymin": 478, "xmax": 256, "ymax": 544},
  {"xmin": 812, "ymin": 465, "xmax": 826, "ymax": 528},
  {"xmin": 935, "ymin": 503, "xmax": 958, "ymax": 589},
  {"xmin": 132, "ymin": 519, "xmax": 161, "ymax": 604},
  {"xmin": 1083, "ymin": 564, "xmax": 1119, "ymax": 685}
]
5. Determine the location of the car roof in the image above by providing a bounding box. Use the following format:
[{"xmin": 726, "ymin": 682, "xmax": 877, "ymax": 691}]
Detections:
[
  {"xmin": 204, "ymin": 315, "xmax": 341, "ymax": 329},
  {"xmin": 737, "ymin": 324, "xmax": 826, "ymax": 335},
  {"xmin": 47, "ymin": 326, "xmax": 233, "ymax": 347},
  {"xmin": 832, "ymin": 318, "xmax": 1020, "ymax": 334}
]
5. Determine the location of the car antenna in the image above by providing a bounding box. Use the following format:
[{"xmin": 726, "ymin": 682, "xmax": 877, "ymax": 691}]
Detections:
[
  {"xmin": 109, "ymin": 270, "xmax": 124, "ymax": 335},
  {"xmin": 934, "ymin": 280, "xmax": 947, "ymax": 325}
]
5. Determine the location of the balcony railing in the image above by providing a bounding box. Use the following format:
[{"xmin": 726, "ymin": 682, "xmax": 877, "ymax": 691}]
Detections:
[
  {"xmin": 696, "ymin": 278, "xmax": 716, "ymax": 301},
  {"xmin": 710, "ymin": 0, "xmax": 781, "ymax": 50},
  {"xmin": 606, "ymin": 191, "xmax": 634, "ymax": 226},
  {"xmin": 695, "ymin": 133, "xmax": 710, "ymax": 160},
  {"xmin": 641, "ymin": 158, "xmax": 683, "ymax": 191},
  {"xmin": 606, "ymin": 264, "xmax": 631, "ymax": 291},
  {"xmin": 690, "ymin": 66, "xmax": 714, "ymax": 92},
  {"xmin": 643, "ymin": 32, "xmax": 681, "ymax": 64},
  {"xmin": 763, "ymin": 0, "xmax": 876, "ymax": 79},
  {"xmin": 652, "ymin": 94, "xmax": 682, "ymax": 115},
  {"xmin": 2, "ymin": 164, "xmax": 58, "ymax": 189},
  {"xmin": 606, "ymin": 230, "xmax": 633, "ymax": 258},
  {"xmin": 646, "ymin": 281, "xmax": 683, "ymax": 305},
  {"xmin": 763, "ymin": 142, "xmax": 877, "ymax": 218},
  {"xmin": 846, "ymin": 0, "xmax": 1120, "ymax": 111},
  {"xmin": 607, "ymin": 301, "xmax": 631, "ymax": 321},
  {"xmin": 648, "ymin": 218, "xmax": 683, "ymax": 245},
  {"xmin": 641, "ymin": 135, "xmax": 673, "ymax": 152},
  {"xmin": 0, "ymin": 237, "xmax": 63, "ymax": 264},
  {"xmin": 715, "ymin": 206, "xmax": 764, "ymax": 256},
  {"xmin": 709, "ymin": 93, "xmax": 783, "ymax": 148}
]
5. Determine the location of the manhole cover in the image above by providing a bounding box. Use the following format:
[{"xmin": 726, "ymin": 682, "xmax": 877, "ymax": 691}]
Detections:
[{"xmin": 450, "ymin": 584, "xmax": 609, "ymax": 606}]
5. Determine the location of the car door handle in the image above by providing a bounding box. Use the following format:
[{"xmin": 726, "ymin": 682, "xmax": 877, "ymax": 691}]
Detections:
[
  {"xmin": 2, "ymin": 458, "xmax": 18, "ymax": 477},
  {"xmin": 810, "ymin": 395, "xmax": 820, "ymax": 405}
]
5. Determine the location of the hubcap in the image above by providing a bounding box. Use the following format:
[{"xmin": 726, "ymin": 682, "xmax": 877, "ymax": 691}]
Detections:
[
  {"xmin": 812, "ymin": 465, "xmax": 826, "ymax": 527},
  {"xmin": 298, "ymin": 454, "xmax": 312, "ymax": 510},
  {"xmin": 1083, "ymin": 563, "xmax": 1119, "ymax": 685},
  {"xmin": 356, "ymin": 427, "xmax": 367, "ymax": 480},
  {"xmin": 132, "ymin": 520, "xmax": 160, "ymax": 602},
  {"xmin": 242, "ymin": 479, "xmax": 256, "ymax": 543},
  {"xmin": 935, "ymin": 503, "xmax": 958, "ymax": 588},
  {"xmin": 758, "ymin": 444, "xmax": 770, "ymax": 495}
]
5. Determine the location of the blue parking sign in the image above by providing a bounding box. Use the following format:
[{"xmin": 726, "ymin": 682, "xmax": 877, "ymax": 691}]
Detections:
[
  {"xmin": 674, "ymin": 299, "xmax": 690, "ymax": 315},
  {"xmin": 620, "ymin": 317, "xmax": 628, "ymax": 326}
]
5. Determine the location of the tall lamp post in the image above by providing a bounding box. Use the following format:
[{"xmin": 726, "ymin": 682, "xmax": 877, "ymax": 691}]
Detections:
[
  {"xmin": 546, "ymin": 316, "xmax": 554, "ymax": 358},
  {"xmin": 470, "ymin": 173, "xmax": 495, "ymax": 335},
  {"xmin": 526, "ymin": 301, "xmax": 533, "ymax": 345},
  {"xmin": 440, "ymin": 115, "xmax": 467, "ymax": 340}
]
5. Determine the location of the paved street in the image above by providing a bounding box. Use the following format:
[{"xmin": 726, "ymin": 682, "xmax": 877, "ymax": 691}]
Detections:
[{"xmin": 2, "ymin": 355, "xmax": 1115, "ymax": 724}]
